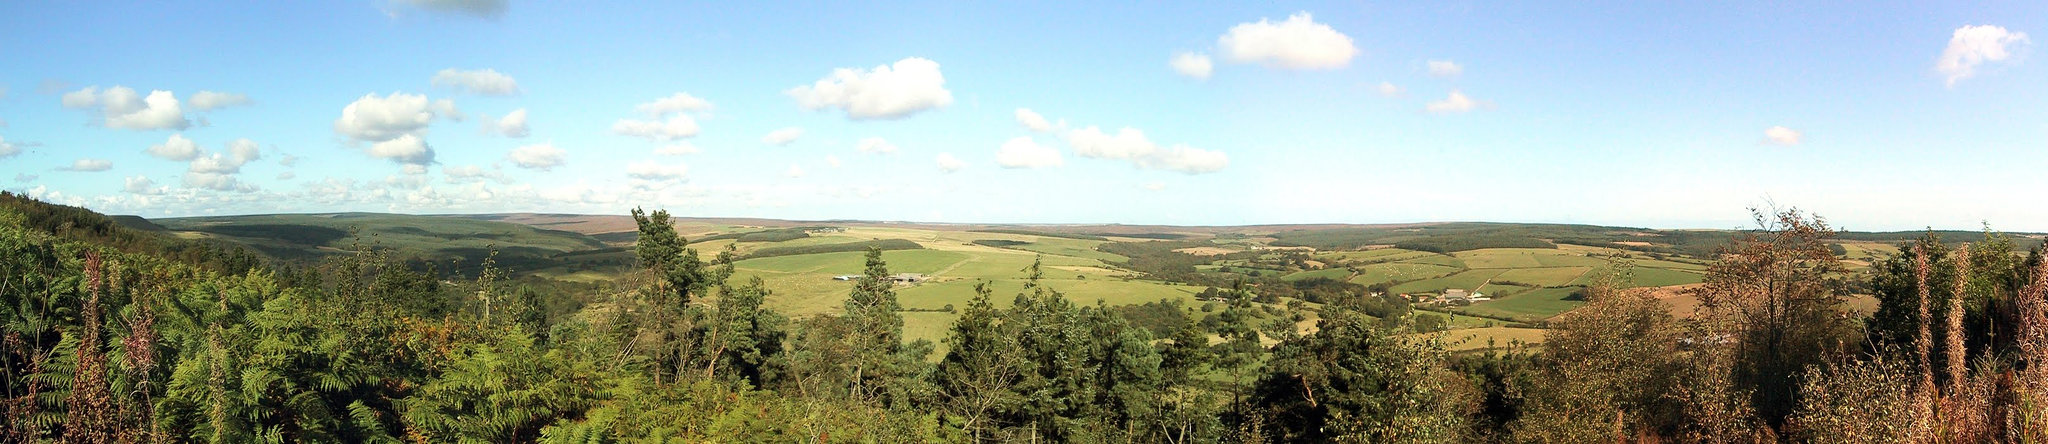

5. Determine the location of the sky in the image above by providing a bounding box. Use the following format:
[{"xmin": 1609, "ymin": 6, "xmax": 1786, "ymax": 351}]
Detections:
[{"xmin": 1, "ymin": 1, "xmax": 2044, "ymax": 231}]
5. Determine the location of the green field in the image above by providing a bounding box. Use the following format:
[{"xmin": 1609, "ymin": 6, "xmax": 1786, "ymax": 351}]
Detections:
[
  {"xmin": 1348, "ymin": 262, "xmax": 1461, "ymax": 287},
  {"xmin": 1458, "ymin": 287, "xmax": 1585, "ymax": 322},
  {"xmin": 1390, "ymin": 269, "xmax": 1505, "ymax": 294},
  {"xmin": 1281, "ymin": 267, "xmax": 1353, "ymax": 282}
]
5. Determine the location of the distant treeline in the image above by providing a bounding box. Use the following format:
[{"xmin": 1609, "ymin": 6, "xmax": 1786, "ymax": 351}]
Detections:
[
  {"xmin": 695, "ymin": 227, "xmax": 835, "ymax": 243},
  {"xmin": 744, "ymin": 239, "xmax": 921, "ymax": 259},
  {"xmin": 968, "ymin": 229, "xmax": 1109, "ymax": 241}
]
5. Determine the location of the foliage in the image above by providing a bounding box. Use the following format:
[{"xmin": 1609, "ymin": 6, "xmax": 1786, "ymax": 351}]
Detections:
[{"xmin": 743, "ymin": 238, "xmax": 922, "ymax": 259}]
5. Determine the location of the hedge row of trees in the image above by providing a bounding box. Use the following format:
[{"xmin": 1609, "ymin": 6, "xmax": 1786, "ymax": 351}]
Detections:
[{"xmin": 2, "ymin": 199, "xmax": 2046, "ymax": 442}]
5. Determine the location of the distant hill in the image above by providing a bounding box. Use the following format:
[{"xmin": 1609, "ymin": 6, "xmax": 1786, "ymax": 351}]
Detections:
[{"xmin": 150, "ymin": 213, "xmax": 615, "ymax": 276}]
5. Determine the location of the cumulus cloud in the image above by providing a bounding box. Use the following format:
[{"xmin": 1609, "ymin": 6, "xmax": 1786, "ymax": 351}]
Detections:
[
  {"xmin": 1427, "ymin": 60, "xmax": 1463, "ymax": 77},
  {"xmin": 493, "ymin": 108, "xmax": 530, "ymax": 137},
  {"xmin": 655, "ymin": 141, "xmax": 702, "ymax": 155},
  {"xmin": 432, "ymin": 68, "xmax": 520, "ymax": 95},
  {"xmin": 1218, "ymin": 12, "xmax": 1357, "ymax": 70},
  {"xmin": 396, "ymin": 0, "xmax": 507, "ymax": 18},
  {"xmin": 626, "ymin": 160, "xmax": 688, "ymax": 181},
  {"xmin": 762, "ymin": 127, "xmax": 804, "ymax": 146},
  {"xmin": 124, "ymin": 176, "xmax": 164, "ymax": 195},
  {"xmin": 935, "ymin": 152, "xmax": 967, "ymax": 173},
  {"xmin": 1425, "ymin": 90, "xmax": 1482, "ymax": 113},
  {"xmin": 1063, "ymin": 126, "xmax": 1228, "ymax": 173},
  {"xmin": 635, "ymin": 93, "xmax": 714, "ymax": 116},
  {"xmin": 1139, "ymin": 145, "xmax": 1229, "ymax": 173},
  {"xmin": 1015, "ymin": 108, "xmax": 1055, "ymax": 132},
  {"xmin": 1376, "ymin": 81, "xmax": 1404, "ymax": 97},
  {"xmin": 508, "ymin": 143, "xmax": 565, "ymax": 170},
  {"xmin": 995, "ymin": 137, "xmax": 1062, "ymax": 169},
  {"xmin": 1937, "ymin": 25, "xmax": 2030, "ymax": 86},
  {"xmin": 855, "ymin": 137, "xmax": 898, "ymax": 154},
  {"xmin": 333, "ymin": 92, "xmax": 455, "ymax": 156},
  {"xmin": 1143, "ymin": 182, "xmax": 1166, "ymax": 191},
  {"xmin": 612, "ymin": 115, "xmax": 700, "ymax": 141},
  {"xmin": 63, "ymin": 158, "xmax": 113, "ymax": 172},
  {"xmin": 189, "ymin": 91, "xmax": 252, "ymax": 110},
  {"xmin": 1764, "ymin": 126, "xmax": 1802, "ymax": 146},
  {"xmin": 825, "ymin": 155, "xmax": 842, "ymax": 168},
  {"xmin": 442, "ymin": 165, "xmax": 505, "ymax": 183},
  {"xmin": 12, "ymin": 173, "xmax": 35, "ymax": 183},
  {"xmin": 786, "ymin": 57, "xmax": 953, "ymax": 120},
  {"xmin": 185, "ymin": 138, "xmax": 262, "ymax": 176},
  {"xmin": 367, "ymin": 134, "xmax": 436, "ymax": 165},
  {"xmin": 784, "ymin": 164, "xmax": 806, "ymax": 178},
  {"xmin": 1171, "ymin": 52, "xmax": 1214, "ymax": 79},
  {"xmin": 0, "ymin": 137, "xmax": 17, "ymax": 159},
  {"xmin": 145, "ymin": 134, "xmax": 202, "ymax": 161},
  {"xmin": 60, "ymin": 86, "xmax": 192, "ymax": 130},
  {"xmin": 182, "ymin": 172, "xmax": 255, "ymax": 192}
]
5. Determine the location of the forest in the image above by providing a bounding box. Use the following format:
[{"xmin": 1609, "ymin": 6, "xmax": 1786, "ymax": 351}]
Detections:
[{"xmin": 2, "ymin": 193, "xmax": 2046, "ymax": 443}]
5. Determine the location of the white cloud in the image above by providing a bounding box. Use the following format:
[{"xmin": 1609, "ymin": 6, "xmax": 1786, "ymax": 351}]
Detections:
[
  {"xmin": 432, "ymin": 68, "xmax": 520, "ymax": 95},
  {"xmin": 228, "ymin": 138, "xmax": 261, "ymax": 164},
  {"xmin": 1063, "ymin": 125, "xmax": 1229, "ymax": 173},
  {"xmin": 1143, "ymin": 182, "xmax": 1166, "ymax": 191},
  {"xmin": 935, "ymin": 153, "xmax": 967, "ymax": 172},
  {"xmin": 1936, "ymin": 25, "xmax": 2031, "ymax": 86},
  {"xmin": 626, "ymin": 160, "xmax": 688, "ymax": 181},
  {"xmin": 124, "ymin": 176, "xmax": 164, "ymax": 195},
  {"xmin": 636, "ymin": 93, "xmax": 714, "ymax": 116},
  {"xmin": 655, "ymin": 141, "xmax": 702, "ymax": 155},
  {"xmin": 612, "ymin": 115, "xmax": 699, "ymax": 141},
  {"xmin": 431, "ymin": 99, "xmax": 464, "ymax": 121},
  {"xmin": 1376, "ymin": 81, "xmax": 1404, "ymax": 97},
  {"xmin": 825, "ymin": 155, "xmax": 842, "ymax": 168},
  {"xmin": 397, "ymin": 0, "xmax": 507, "ymax": 18},
  {"xmin": 1427, "ymin": 60, "xmax": 1463, "ymax": 77},
  {"xmin": 1171, "ymin": 52, "xmax": 1214, "ymax": 79},
  {"xmin": 1218, "ymin": 12, "xmax": 1357, "ymax": 70},
  {"xmin": 279, "ymin": 154, "xmax": 299, "ymax": 167},
  {"xmin": 60, "ymin": 86, "xmax": 191, "ymax": 130},
  {"xmin": 189, "ymin": 91, "xmax": 252, "ymax": 110},
  {"xmin": 1425, "ymin": 90, "xmax": 1481, "ymax": 113},
  {"xmin": 493, "ymin": 108, "xmax": 530, "ymax": 137},
  {"xmin": 509, "ymin": 143, "xmax": 566, "ymax": 170},
  {"xmin": 1015, "ymin": 108, "xmax": 1055, "ymax": 132},
  {"xmin": 1139, "ymin": 145, "xmax": 1229, "ymax": 173},
  {"xmin": 146, "ymin": 134, "xmax": 202, "ymax": 161},
  {"xmin": 367, "ymin": 134, "xmax": 436, "ymax": 165},
  {"xmin": 334, "ymin": 92, "xmax": 448, "ymax": 144},
  {"xmin": 785, "ymin": 164, "xmax": 806, "ymax": 178},
  {"xmin": 1066, "ymin": 126, "xmax": 1156, "ymax": 160},
  {"xmin": 786, "ymin": 57, "xmax": 953, "ymax": 120},
  {"xmin": 855, "ymin": 137, "xmax": 898, "ymax": 154},
  {"xmin": 1764, "ymin": 126, "xmax": 1802, "ymax": 146},
  {"xmin": 0, "ymin": 137, "xmax": 17, "ymax": 159},
  {"xmin": 442, "ymin": 165, "xmax": 505, "ymax": 183},
  {"xmin": 277, "ymin": 172, "xmax": 295, "ymax": 180},
  {"xmin": 995, "ymin": 137, "xmax": 1062, "ymax": 169},
  {"xmin": 181, "ymin": 172, "xmax": 255, "ymax": 192},
  {"xmin": 12, "ymin": 173, "xmax": 35, "ymax": 182},
  {"xmin": 63, "ymin": 158, "xmax": 113, "ymax": 172},
  {"xmin": 762, "ymin": 127, "xmax": 804, "ymax": 146}
]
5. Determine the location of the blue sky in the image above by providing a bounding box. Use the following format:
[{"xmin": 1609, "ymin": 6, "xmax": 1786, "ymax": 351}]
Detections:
[{"xmin": 1, "ymin": 1, "xmax": 2043, "ymax": 231}]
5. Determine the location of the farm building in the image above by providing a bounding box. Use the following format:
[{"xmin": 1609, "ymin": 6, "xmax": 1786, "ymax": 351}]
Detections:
[{"xmin": 1443, "ymin": 289, "xmax": 1470, "ymax": 301}]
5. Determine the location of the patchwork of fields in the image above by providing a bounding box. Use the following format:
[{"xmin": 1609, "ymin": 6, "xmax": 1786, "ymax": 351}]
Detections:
[{"xmin": 141, "ymin": 213, "xmax": 1977, "ymax": 355}]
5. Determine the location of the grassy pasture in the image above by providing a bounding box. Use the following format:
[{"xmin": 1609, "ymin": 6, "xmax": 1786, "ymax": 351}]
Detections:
[
  {"xmin": 1491, "ymin": 267, "xmax": 1593, "ymax": 288},
  {"xmin": 1390, "ymin": 269, "xmax": 1505, "ymax": 294},
  {"xmin": 1281, "ymin": 268, "xmax": 1353, "ymax": 282},
  {"xmin": 1459, "ymin": 287, "xmax": 1585, "ymax": 322},
  {"xmin": 1349, "ymin": 263, "xmax": 1462, "ymax": 287}
]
